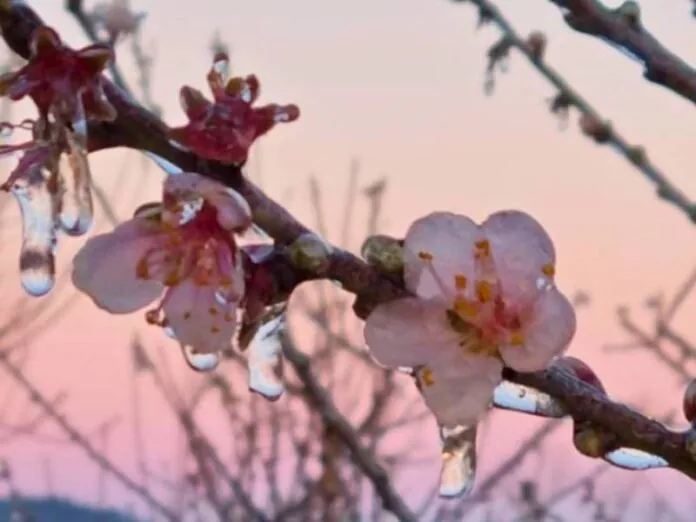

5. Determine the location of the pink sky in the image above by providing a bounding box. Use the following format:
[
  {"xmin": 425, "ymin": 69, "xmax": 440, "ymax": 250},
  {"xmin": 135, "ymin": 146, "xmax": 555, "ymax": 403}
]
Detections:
[{"xmin": 0, "ymin": 0, "xmax": 695, "ymax": 518}]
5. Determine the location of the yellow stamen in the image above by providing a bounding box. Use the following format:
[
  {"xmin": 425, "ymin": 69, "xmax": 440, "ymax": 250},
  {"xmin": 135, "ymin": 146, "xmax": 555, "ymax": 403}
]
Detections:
[
  {"xmin": 418, "ymin": 250, "xmax": 433, "ymax": 261},
  {"xmin": 542, "ymin": 263, "xmax": 555, "ymax": 277},
  {"xmin": 474, "ymin": 239, "xmax": 490, "ymax": 257},
  {"xmin": 224, "ymin": 313, "xmax": 234, "ymax": 322},
  {"xmin": 210, "ymin": 325, "xmax": 220, "ymax": 334},
  {"xmin": 421, "ymin": 367, "xmax": 435, "ymax": 387},
  {"xmin": 136, "ymin": 257, "xmax": 149, "ymax": 279},
  {"xmin": 509, "ymin": 332, "xmax": 524, "ymax": 346},
  {"xmin": 476, "ymin": 280, "xmax": 493, "ymax": 302},
  {"xmin": 453, "ymin": 298, "xmax": 478, "ymax": 318},
  {"xmin": 209, "ymin": 307, "xmax": 218, "ymax": 315},
  {"xmin": 454, "ymin": 274, "xmax": 468, "ymax": 290}
]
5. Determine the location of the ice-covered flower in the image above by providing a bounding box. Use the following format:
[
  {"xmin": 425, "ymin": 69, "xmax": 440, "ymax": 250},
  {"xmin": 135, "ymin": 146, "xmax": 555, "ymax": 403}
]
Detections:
[
  {"xmin": 0, "ymin": 26, "xmax": 116, "ymax": 130},
  {"xmin": 364, "ymin": 211, "xmax": 576, "ymax": 427},
  {"xmin": 72, "ymin": 172, "xmax": 252, "ymax": 354},
  {"xmin": 169, "ymin": 52, "xmax": 299, "ymax": 165}
]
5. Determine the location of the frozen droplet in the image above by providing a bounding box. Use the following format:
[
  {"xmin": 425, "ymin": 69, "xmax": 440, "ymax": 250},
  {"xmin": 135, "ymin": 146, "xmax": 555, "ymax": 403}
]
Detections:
[
  {"xmin": 58, "ymin": 129, "xmax": 94, "ymax": 236},
  {"xmin": 604, "ymin": 448, "xmax": 668, "ymax": 470},
  {"xmin": 11, "ymin": 164, "xmax": 58, "ymax": 296},
  {"xmin": 214, "ymin": 290, "xmax": 230, "ymax": 306},
  {"xmin": 143, "ymin": 151, "xmax": 183, "ymax": 176},
  {"xmin": 330, "ymin": 279, "xmax": 343, "ymax": 289},
  {"xmin": 247, "ymin": 310, "xmax": 286, "ymax": 401},
  {"xmin": 163, "ymin": 325, "xmax": 177, "ymax": 340},
  {"xmin": 212, "ymin": 52, "xmax": 230, "ymax": 83},
  {"xmin": 439, "ymin": 424, "xmax": 477, "ymax": 498},
  {"xmin": 493, "ymin": 381, "xmax": 567, "ymax": 418},
  {"xmin": 182, "ymin": 345, "xmax": 220, "ymax": 373}
]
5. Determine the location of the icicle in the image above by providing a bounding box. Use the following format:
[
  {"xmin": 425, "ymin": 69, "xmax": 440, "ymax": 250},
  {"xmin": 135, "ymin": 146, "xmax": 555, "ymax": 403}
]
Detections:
[
  {"xmin": 246, "ymin": 307, "xmax": 286, "ymax": 401},
  {"xmin": 58, "ymin": 128, "xmax": 94, "ymax": 235},
  {"xmin": 182, "ymin": 345, "xmax": 220, "ymax": 373},
  {"xmin": 11, "ymin": 164, "xmax": 58, "ymax": 296},
  {"xmin": 439, "ymin": 424, "xmax": 477, "ymax": 498}
]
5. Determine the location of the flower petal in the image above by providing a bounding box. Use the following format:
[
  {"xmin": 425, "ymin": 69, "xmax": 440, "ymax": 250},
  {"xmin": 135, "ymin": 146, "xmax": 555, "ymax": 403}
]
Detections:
[
  {"xmin": 499, "ymin": 289, "xmax": 576, "ymax": 372},
  {"xmin": 163, "ymin": 280, "xmax": 238, "ymax": 354},
  {"xmin": 403, "ymin": 212, "xmax": 480, "ymax": 301},
  {"xmin": 481, "ymin": 210, "xmax": 555, "ymax": 307},
  {"xmin": 364, "ymin": 297, "xmax": 458, "ymax": 369},
  {"xmin": 179, "ymin": 86, "xmax": 212, "ymax": 121},
  {"xmin": 163, "ymin": 172, "xmax": 251, "ymax": 231},
  {"xmin": 420, "ymin": 352, "xmax": 503, "ymax": 428},
  {"xmin": 72, "ymin": 220, "xmax": 163, "ymax": 313}
]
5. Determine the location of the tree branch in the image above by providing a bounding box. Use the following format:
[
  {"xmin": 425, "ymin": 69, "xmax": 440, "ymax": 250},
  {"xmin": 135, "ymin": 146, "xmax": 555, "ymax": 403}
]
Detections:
[{"xmin": 545, "ymin": 0, "xmax": 696, "ymax": 107}]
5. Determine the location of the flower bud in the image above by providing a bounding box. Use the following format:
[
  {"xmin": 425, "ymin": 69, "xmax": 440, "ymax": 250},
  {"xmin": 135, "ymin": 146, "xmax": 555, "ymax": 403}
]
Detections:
[
  {"xmin": 525, "ymin": 31, "xmax": 546, "ymax": 61},
  {"xmin": 579, "ymin": 113, "xmax": 612, "ymax": 144},
  {"xmin": 553, "ymin": 356, "xmax": 606, "ymax": 394},
  {"xmin": 287, "ymin": 233, "xmax": 332, "ymax": 272},
  {"xmin": 360, "ymin": 234, "xmax": 404, "ymax": 274},
  {"xmin": 683, "ymin": 379, "xmax": 696, "ymax": 424},
  {"xmin": 616, "ymin": 1, "xmax": 640, "ymax": 27},
  {"xmin": 573, "ymin": 425, "xmax": 609, "ymax": 458}
]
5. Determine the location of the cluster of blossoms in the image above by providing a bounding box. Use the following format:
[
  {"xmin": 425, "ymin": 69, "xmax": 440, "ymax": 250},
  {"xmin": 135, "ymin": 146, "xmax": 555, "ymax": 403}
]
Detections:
[
  {"xmin": 0, "ymin": 22, "xmax": 297, "ymax": 396},
  {"xmin": 0, "ymin": 15, "xmax": 593, "ymax": 498}
]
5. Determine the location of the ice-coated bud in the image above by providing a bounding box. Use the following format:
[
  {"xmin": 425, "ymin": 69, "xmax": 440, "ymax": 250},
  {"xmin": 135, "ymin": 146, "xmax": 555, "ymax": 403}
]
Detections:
[
  {"xmin": 525, "ymin": 31, "xmax": 547, "ymax": 61},
  {"xmin": 287, "ymin": 233, "xmax": 332, "ymax": 272},
  {"xmin": 617, "ymin": 1, "xmax": 640, "ymax": 26},
  {"xmin": 553, "ymin": 356, "xmax": 606, "ymax": 394},
  {"xmin": 683, "ymin": 379, "xmax": 696, "ymax": 424},
  {"xmin": 573, "ymin": 426, "xmax": 608, "ymax": 458},
  {"xmin": 360, "ymin": 234, "xmax": 404, "ymax": 274}
]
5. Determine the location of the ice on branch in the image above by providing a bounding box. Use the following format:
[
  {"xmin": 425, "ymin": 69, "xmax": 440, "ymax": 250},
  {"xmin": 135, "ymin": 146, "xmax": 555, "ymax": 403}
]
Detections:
[
  {"xmin": 363, "ymin": 210, "xmax": 577, "ymax": 429},
  {"xmin": 0, "ymin": 118, "xmax": 96, "ymax": 296},
  {"xmin": 72, "ymin": 172, "xmax": 257, "ymax": 357},
  {"xmin": 169, "ymin": 52, "xmax": 299, "ymax": 165}
]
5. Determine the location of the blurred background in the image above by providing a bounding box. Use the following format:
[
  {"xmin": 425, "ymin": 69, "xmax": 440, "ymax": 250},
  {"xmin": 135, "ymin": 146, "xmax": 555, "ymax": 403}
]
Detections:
[{"xmin": 0, "ymin": 0, "xmax": 694, "ymax": 520}]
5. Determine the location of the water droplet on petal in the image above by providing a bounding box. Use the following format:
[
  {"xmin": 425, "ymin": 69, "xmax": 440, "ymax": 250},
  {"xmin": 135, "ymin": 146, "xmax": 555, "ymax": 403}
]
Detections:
[
  {"xmin": 603, "ymin": 447, "xmax": 668, "ymax": 470},
  {"xmin": 11, "ymin": 165, "xmax": 58, "ymax": 296},
  {"xmin": 439, "ymin": 424, "xmax": 477, "ymax": 498},
  {"xmin": 247, "ymin": 310, "xmax": 286, "ymax": 401},
  {"xmin": 143, "ymin": 151, "xmax": 183, "ymax": 175},
  {"xmin": 58, "ymin": 130, "xmax": 93, "ymax": 236},
  {"xmin": 493, "ymin": 381, "xmax": 567, "ymax": 418},
  {"xmin": 214, "ymin": 290, "xmax": 230, "ymax": 306},
  {"xmin": 182, "ymin": 345, "xmax": 220, "ymax": 373}
]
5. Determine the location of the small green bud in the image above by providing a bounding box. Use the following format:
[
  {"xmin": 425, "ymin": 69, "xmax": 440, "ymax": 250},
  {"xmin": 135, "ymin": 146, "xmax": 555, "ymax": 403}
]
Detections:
[
  {"xmin": 288, "ymin": 233, "xmax": 332, "ymax": 272},
  {"xmin": 360, "ymin": 234, "xmax": 404, "ymax": 274}
]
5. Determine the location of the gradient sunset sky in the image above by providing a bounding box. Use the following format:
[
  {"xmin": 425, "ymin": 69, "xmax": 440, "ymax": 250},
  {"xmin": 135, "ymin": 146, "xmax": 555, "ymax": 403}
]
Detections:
[{"xmin": 0, "ymin": 0, "xmax": 695, "ymax": 518}]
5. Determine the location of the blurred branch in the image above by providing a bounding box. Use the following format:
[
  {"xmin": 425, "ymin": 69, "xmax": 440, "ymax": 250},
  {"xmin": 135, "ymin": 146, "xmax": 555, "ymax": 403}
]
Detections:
[
  {"xmin": 544, "ymin": 0, "xmax": 696, "ymax": 107},
  {"xmin": 453, "ymin": 0, "xmax": 696, "ymax": 224},
  {"xmin": 282, "ymin": 334, "xmax": 419, "ymax": 522}
]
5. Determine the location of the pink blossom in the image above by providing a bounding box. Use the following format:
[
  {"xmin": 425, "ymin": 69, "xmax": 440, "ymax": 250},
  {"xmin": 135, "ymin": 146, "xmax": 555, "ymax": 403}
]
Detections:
[
  {"xmin": 364, "ymin": 211, "xmax": 576, "ymax": 427},
  {"xmin": 72, "ymin": 172, "xmax": 251, "ymax": 354}
]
